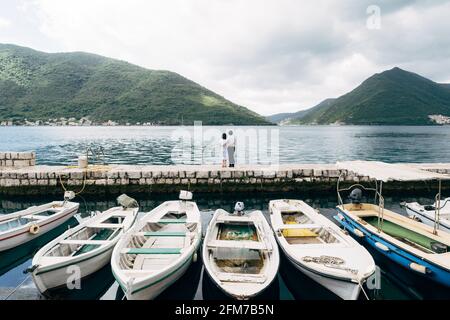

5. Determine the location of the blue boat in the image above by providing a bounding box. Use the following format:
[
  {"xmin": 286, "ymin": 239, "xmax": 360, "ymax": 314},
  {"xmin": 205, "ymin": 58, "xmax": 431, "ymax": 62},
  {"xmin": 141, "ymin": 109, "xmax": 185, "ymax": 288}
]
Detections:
[{"xmin": 334, "ymin": 161, "xmax": 450, "ymax": 288}]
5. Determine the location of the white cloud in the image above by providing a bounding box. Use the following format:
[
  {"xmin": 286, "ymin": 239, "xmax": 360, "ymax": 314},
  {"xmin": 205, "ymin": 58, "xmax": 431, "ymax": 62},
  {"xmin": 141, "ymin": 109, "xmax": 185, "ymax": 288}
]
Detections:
[
  {"xmin": 0, "ymin": 17, "xmax": 11, "ymax": 28},
  {"xmin": 3, "ymin": 0, "xmax": 450, "ymax": 115}
]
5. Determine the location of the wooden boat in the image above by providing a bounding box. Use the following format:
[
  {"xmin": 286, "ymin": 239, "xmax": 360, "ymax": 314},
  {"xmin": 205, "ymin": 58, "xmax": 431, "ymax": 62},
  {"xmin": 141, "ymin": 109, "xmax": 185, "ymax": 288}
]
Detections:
[
  {"xmin": 0, "ymin": 197, "xmax": 79, "ymax": 252},
  {"xmin": 270, "ymin": 199, "xmax": 375, "ymax": 300},
  {"xmin": 111, "ymin": 191, "xmax": 201, "ymax": 300},
  {"xmin": 336, "ymin": 161, "xmax": 450, "ymax": 288},
  {"xmin": 202, "ymin": 202, "xmax": 279, "ymax": 300},
  {"xmin": 404, "ymin": 198, "xmax": 450, "ymax": 233},
  {"xmin": 30, "ymin": 195, "xmax": 139, "ymax": 293}
]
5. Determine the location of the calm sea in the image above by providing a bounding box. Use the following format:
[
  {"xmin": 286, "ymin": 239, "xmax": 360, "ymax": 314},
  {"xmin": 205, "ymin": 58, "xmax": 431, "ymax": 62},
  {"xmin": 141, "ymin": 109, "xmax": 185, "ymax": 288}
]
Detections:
[
  {"xmin": 1, "ymin": 125, "xmax": 450, "ymax": 300},
  {"xmin": 1, "ymin": 125, "xmax": 450, "ymax": 165}
]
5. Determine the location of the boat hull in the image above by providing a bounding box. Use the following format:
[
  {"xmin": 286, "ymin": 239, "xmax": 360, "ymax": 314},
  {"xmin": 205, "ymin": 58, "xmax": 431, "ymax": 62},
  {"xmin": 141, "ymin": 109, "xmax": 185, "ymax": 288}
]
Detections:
[
  {"xmin": 32, "ymin": 245, "xmax": 115, "ymax": 293},
  {"xmin": 336, "ymin": 208, "xmax": 450, "ymax": 288},
  {"xmin": 405, "ymin": 207, "xmax": 450, "ymax": 233},
  {"xmin": 277, "ymin": 238, "xmax": 361, "ymax": 300},
  {"xmin": 122, "ymin": 255, "xmax": 194, "ymax": 300},
  {"xmin": 0, "ymin": 205, "xmax": 78, "ymax": 252}
]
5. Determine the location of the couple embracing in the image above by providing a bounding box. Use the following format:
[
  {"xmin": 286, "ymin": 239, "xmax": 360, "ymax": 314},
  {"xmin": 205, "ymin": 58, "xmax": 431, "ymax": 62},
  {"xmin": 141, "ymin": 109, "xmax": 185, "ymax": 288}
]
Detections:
[{"xmin": 220, "ymin": 130, "xmax": 236, "ymax": 168}]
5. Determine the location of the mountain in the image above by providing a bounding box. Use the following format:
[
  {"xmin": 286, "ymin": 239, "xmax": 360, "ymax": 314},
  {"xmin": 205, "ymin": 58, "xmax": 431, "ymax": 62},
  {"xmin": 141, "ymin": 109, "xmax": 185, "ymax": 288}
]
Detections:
[
  {"xmin": 266, "ymin": 112, "xmax": 295, "ymax": 123},
  {"xmin": 276, "ymin": 67, "xmax": 450, "ymax": 125},
  {"xmin": 0, "ymin": 44, "xmax": 269, "ymax": 125},
  {"xmin": 268, "ymin": 99, "xmax": 336, "ymax": 124}
]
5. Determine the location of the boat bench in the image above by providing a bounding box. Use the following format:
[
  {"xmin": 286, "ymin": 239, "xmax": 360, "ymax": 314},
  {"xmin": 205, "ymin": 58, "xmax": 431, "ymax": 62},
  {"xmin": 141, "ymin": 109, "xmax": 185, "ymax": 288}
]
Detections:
[
  {"xmin": 156, "ymin": 219, "xmax": 187, "ymax": 224},
  {"xmin": 59, "ymin": 239, "xmax": 110, "ymax": 245},
  {"xmin": 136, "ymin": 231, "xmax": 187, "ymax": 237},
  {"xmin": 279, "ymin": 223, "xmax": 321, "ymax": 230},
  {"xmin": 207, "ymin": 240, "xmax": 267, "ymax": 250},
  {"xmin": 123, "ymin": 248, "xmax": 182, "ymax": 255},
  {"xmin": 89, "ymin": 223, "xmax": 121, "ymax": 229},
  {"xmin": 217, "ymin": 272, "xmax": 267, "ymax": 284}
]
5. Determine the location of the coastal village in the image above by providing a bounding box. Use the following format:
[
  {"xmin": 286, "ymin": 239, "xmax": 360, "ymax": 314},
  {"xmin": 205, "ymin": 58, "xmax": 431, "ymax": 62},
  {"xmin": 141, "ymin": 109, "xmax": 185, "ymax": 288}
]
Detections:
[{"xmin": 0, "ymin": 117, "xmax": 156, "ymax": 126}]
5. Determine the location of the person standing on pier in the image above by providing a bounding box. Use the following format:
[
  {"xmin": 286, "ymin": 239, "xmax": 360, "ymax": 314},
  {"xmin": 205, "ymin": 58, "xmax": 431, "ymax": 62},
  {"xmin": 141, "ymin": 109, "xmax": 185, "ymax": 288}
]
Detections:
[
  {"xmin": 221, "ymin": 133, "xmax": 228, "ymax": 168},
  {"xmin": 227, "ymin": 130, "xmax": 236, "ymax": 168}
]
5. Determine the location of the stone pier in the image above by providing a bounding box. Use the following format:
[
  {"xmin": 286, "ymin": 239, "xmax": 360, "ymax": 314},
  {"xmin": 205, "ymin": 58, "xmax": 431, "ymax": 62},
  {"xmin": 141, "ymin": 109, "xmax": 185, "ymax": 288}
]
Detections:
[
  {"xmin": 0, "ymin": 151, "xmax": 36, "ymax": 168},
  {"xmin": 1, "ymin": 163, "xmax": 450, "ymax": 196}
]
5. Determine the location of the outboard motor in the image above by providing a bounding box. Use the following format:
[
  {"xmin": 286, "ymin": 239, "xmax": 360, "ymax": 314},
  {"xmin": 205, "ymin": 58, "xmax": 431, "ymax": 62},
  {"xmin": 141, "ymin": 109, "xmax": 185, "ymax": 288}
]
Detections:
[
  {"xmin": 234, "ymin": 202, "xmax": 245, "ymax": 216},
  {"xmin": 349, "ymin": 188, "xmax": 362, "ymax": 204}
]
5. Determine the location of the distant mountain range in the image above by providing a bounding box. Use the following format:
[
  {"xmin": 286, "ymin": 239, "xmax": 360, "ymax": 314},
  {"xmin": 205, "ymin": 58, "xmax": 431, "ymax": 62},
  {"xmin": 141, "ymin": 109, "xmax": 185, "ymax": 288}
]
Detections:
[
  {"xmin": 267, "ymin": 67, "xmax": 450, "ymax": 125},
  {"xmin": 0, "ymin": 44, "xmax": 269, "ymax": 125}
]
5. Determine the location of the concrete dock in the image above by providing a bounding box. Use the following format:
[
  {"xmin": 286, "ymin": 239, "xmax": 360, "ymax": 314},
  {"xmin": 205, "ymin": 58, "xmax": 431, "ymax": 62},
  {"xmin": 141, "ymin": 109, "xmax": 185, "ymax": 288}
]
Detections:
[{"xmin": 1, "ymin": 160, "xmax": 450, "ymax": 196}]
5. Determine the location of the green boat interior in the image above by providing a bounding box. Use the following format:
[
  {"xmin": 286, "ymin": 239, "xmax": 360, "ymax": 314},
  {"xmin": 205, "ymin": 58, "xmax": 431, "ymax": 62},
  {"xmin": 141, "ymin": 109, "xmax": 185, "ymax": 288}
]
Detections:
[
  {"xmin": 0, "ymin": 217, "xmax": 35, "ymax": 232},
  {"xmin": 0, "ymin": 209, "xmax": 60, "ymax": 232},
  {"xmin": 362, "ymin": 216, "xmax": 448, "ymax": 254},
  {"xmin": 46, "ymin": 227, "xmax": 121, "ymax": 257},
  {"xmin": 118, "ymin": 221, "xmax": 198, "ymax": 270},
  {"xmin": 213, "ymin": 247, "xmax": 264, "ymax": 274},
  {"xmin": 217, "ymin": 222, "xmax": 258, "ymax": 241},
  {"xmin": 209, "ymin": 222, "xmax": 265, "ymax": 274}
]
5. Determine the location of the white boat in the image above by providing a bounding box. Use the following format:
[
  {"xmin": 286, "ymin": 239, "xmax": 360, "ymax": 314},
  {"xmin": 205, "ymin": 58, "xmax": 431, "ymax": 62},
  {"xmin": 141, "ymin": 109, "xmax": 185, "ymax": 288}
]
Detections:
[
  {"xmin": 30, "ymin": 195, "xmax": 139, "ymax": 293},
  {"xmin": 269, "ymin": 199, "xmax": 375, "ymax": 300},
  {"xmin": 404, "ymin": 198, "xmax": 450, "ymax": 233},
  {"xmin": 202, "ymin": 202, "xmax": 279, "ymax": 300},
  {"xmin": 111, "ymin": 191, "xmax": 202, "ymax": 300},
  {"xmin": 0, "ymin": 194, "xmax": 79, "ymax": 252}
]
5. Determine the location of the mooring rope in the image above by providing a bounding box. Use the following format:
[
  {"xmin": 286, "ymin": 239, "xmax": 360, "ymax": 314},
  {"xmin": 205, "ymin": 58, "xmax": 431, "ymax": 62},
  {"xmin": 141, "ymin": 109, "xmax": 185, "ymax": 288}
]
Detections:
[
  {"xmin": 358, "ymin": 280, "xmax": 370, "ymax": 300},
  {"xmin": 58, "ymin": 170, "xmax": 87, "ymax": 196},
  {"xmin": 2, "ymin": 274, "xmax": 31, "ymax": 300}
]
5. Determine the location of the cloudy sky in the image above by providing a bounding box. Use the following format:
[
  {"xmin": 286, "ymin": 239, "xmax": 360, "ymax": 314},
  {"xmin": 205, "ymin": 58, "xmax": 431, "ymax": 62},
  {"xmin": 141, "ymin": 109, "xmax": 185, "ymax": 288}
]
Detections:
[{"xmin": 1, "ymin": 0, "xmax": 449, "ymax": 115}]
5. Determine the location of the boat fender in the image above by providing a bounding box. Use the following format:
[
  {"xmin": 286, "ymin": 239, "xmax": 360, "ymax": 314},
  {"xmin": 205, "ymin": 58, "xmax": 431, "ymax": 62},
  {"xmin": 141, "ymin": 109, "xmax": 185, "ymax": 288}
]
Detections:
[
  {"xmin": 336, "ymin": 213, "xmax": 344, "ymax": 221},
  {"xmin": 353, "ymin": 229, "xmax": 365, "ymax": 238},
  {"xmin": 29, "ymin": 224, "xmax": 40, "ymax": 235},
  {"xmin": 375, "ymin": 242, "xmax": 389, "ymax": 252},
  {"xmin": 192, "ymin": 252, "xmax": 198, "ymax": 263},
  {"xmin": 409, "ymin": 263, "xmax": 430, "ymax": 274}
]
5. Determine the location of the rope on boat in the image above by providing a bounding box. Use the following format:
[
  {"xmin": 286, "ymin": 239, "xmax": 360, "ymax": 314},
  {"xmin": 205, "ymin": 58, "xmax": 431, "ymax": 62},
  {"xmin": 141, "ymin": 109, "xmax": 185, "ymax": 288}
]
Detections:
[
  {"xmin": 302, "ymin": 255, "xmax": 358, "ymax": 275},
  {"xmin": 2, "ymin": 274, "xmax": 31, "ymax": 300},
  {"xmin": 302, "ymin": 255, "xmax": 371, "ymax": 300}
]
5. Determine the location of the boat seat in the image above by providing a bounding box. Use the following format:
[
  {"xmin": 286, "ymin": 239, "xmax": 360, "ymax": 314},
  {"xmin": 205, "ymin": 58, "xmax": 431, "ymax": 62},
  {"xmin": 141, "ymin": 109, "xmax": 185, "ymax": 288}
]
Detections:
[
  {"xmin": 282, "ymin": 228, "xmax": 318, "ymax": 238},
  {"xmin": 157, "ymin": 219, "xmax": 187, "ymax": 224},
  {"xmin": 125, "ymin": 248, "xmax": 182, "ymax": 254},
  {"xmin": 280, "ymin": 224, "xmax": 321, "ymax": 230},
  {"xmin": 216, "ymin": 216, "xmax": 255, "ymax": 223},
  {"xmin": 89, "ymin": 223, "xmax": 121, "ymax": 229},
  {"xmin": 139, "ymin": 231, "xmax": 187, "ymax": 237},
  {"xmin": 216, "ymin": 272, "xmax": 267, "ymax": 284},
  {"xmin": 60, "ymin": 240, "xmax": 110, "ymax": 245},
  {"xmin": 207, "ymin": 239, "xmax": 266, "ymax": 250}
]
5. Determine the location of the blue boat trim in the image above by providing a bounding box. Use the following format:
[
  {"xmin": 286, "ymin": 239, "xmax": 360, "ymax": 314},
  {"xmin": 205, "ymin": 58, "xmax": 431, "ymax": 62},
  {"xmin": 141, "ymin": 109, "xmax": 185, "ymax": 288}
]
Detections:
[{"xmin": 335, "ymin": 207, "xmax": 450, "ymax": 288}]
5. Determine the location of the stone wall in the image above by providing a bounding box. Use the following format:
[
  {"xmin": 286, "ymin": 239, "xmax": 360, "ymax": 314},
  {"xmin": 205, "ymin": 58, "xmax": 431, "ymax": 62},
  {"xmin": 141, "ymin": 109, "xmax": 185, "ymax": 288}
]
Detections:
[
  {"xmin": 0, "ymin": 152, "xmax": 36, "ymax": 169},
  {"xmin": 1, "ymin": 163, "xmax": 450, "ymax": 196}
]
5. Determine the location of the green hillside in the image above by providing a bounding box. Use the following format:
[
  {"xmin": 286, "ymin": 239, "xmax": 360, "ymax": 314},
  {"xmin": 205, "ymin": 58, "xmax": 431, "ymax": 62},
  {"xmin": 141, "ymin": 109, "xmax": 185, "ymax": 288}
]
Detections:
[
  {"xmin": 0, "ymin": 44, "xmax": 269, "ymax": 125},
  {"xmin": 285, "ymin": 68, "xmax": 450, "ymax": 125}
]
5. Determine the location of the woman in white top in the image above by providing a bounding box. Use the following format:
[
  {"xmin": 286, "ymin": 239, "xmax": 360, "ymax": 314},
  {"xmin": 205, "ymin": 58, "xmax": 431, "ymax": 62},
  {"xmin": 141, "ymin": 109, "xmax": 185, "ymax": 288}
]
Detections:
[{"xmin": 221, "ymin": 133, "xmax": 228, "ymax": 168}]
